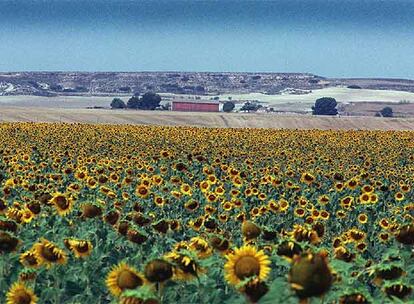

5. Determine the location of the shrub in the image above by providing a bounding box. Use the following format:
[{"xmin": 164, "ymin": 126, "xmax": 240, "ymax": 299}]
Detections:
[
  {"xmin": 110, "ymin": 98, "xmax": 126, "ymax": 109},
  {"xmin": 127, "ymin": 96, "xmax": 141, "ymax": 109},
  {"xmin": 312, "ymin": 97, "xmax": 338, "ymax": 116},
  {"xmin": 377, "ymin": 107, "xmax": 393, "ymax": 117},
  {"xmin": 240, "ymin": 102, "xmax": 261, "ymax": 112},
  {"xmin": 223, "ymin": 101, "xmax": 235, "ymax": 113}
]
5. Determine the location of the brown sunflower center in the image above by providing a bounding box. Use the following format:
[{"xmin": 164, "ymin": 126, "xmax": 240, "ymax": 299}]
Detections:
[
  {"xmin": 234, "ymin": 256, "xmax": 260, "ymax": 280},
  {"xmin": 76, "ymin": 242, "xmax": 89, "ymax": 253},
  {"xmin": 117, "ymin": 270, "xmax": 142, "ymax": 290},
  {"xmin": 41, "ymin": 246, "xmax": 59, "ymax": 262},
  {"xmin": 14, "ymin": 290, "xmax": 32, "ymax": 304},
  {"xmin": 55, "ymin": 196, "xmax": 69, "ymax": 210},
  {"xmin": 25, "ymin": 254, "xmax": 38, "ymax": 266}
]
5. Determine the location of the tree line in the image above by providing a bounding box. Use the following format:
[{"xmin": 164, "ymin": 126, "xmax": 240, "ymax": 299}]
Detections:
[{"xmin": 110, "ymin": 92, "xmax": 162, "ymax": 110}]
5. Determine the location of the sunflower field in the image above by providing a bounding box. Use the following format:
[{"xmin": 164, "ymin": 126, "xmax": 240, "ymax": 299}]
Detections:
[{"xmin": 0, "ymin": 122, "xmax": 413, "ymax": 304}]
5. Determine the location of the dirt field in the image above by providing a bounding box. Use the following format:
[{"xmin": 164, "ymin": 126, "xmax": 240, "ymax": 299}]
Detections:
[
  {"xmin": 1, "ymin": 106, "xmax": 414, "ymax": 130},
  {"xmin": 341, "ymin": 102, "xmax": 414, "ymax": 117}
]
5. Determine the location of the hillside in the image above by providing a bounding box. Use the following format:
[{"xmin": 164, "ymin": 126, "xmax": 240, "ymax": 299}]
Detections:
[{"xmin": 1, "ymin": 72, "xmax": 414, "ymax": 97}]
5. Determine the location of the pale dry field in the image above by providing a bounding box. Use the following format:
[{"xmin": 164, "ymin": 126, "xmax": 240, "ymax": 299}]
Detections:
[
  {"xmin": 2, "ymin": 87, "xmax": 414, "ymax": 109},
  {"xmin": 1, "ymin": 106, "xmax": 414, "ymax": 130},
  {"xmin": 165, "ymin": 87, "xmax": 414, "ymax": 104}
]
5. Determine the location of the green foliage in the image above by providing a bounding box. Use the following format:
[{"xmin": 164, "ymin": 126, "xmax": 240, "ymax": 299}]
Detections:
[
  {"xmin": 312, "ymin": 97, "xmax": 338, "ymax": 115},
  {"xmin": 127, "ymin": 93, "xmax": 162, "ymax": 110},
  {"xmin": 240, "ymin": 102, "xmax": 261, "ymax": 112},
  {"xmin": 110, "ymin": 98, "xmax": 126, "ymax": 109},
  {"xmin": 127, "ymin": 96, "xmax": 141, "ymax": 109},
  {"xmin": 378, "ymin": 107, "xmax": 393, "ymax": 117},
  {"xmin": 223, "ymin": 101, "xmax": 235, "ymax": 113}
]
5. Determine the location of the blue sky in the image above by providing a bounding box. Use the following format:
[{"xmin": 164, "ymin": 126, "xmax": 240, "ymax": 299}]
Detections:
[{"xmin": 1, "ymin": 0, "xmax": 413, "ymax": 78}]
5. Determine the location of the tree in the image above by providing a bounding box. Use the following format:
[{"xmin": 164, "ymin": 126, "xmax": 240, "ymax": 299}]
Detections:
[
  {"xmin": 110, "ymin": 98, "xmax": 126, "ymax": 109},
  {"xmin": 127, "ymin": 96, "xmax": 141, "ymax": 109},
  {"xmin": 223, "ymin": 101, "xmax": 235, "ymax": 112},
  {"xmin": 140, "ymin": 92, "xmax": 162, "ymax": 110},
  {"xmin": 312, "ymin": 97, "xmax": 338, "ymax": 115},
  {"xmin": 240, "ymin": 102, "xmax": 261, "ymax": 112},
  {"xmin": 377, "ymin": 107, "xmax": 393, "ymax": 117}
]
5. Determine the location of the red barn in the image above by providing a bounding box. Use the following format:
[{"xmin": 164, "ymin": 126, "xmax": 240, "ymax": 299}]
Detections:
[{"xmin": 171, "ymin": 100, "xmax": 220, "ymax": 112}]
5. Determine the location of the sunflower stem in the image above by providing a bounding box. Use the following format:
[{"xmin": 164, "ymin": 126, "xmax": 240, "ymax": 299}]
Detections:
[{"xmin": 53, "ymin": 267, "xmax": 61, "ymax": 304}]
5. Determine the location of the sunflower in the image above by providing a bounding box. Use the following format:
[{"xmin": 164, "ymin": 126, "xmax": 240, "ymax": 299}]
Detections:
[
  {"xmin": 384, "ymin": 284, "xmax": 412, "ymax": 299},
  {"xmin": 209, "ymin": 235, "xmax": 230, "ymax": 253},
  {"xmin": 319, "ymin": 210, "xmax": 330, "ymax": 220},
  {"xmin": 395, "ymin": 224, "xmax": 414, "ymax": 245},
  {"xmin": 334, "ymin": 246, "xmax": 355, "ymax": 262},
  {"xmin": 232, "ymin": 177, "xmax": 243, "ymax": 188},
  {"xmin": 346, "ymin": 178, "xmax": 359, "ymax": 190},
  {"xmin": 189, "ymin": 237, "xmax": 212, "ymax": 259},
  {"xmin": 242, "ymin": 221, "xmax": 261, "ymax": 240},
  {"xmin": 180, "ymin": 183, "xmax": 192, "ymax": 196},
  {"xmin": 144, "ymin": 259, "xmax": 173, "ymax": 283},
  {"xmin": 106, "ymin": 262, "xmax": 145, "ymax": 297},
  {"xmin": 335, "ymin": 182, "xmax": 345, "ymax": 192},
  {"xmin": 0, "ymin": 198, "xmax": 8, "ymax": 214},
  {"xmin": 224, "ymin": 245, "xmax": 271, "ymax": 286},
  {"xmin": 81, "ymin": 203, "xmax": 102, "ymax": 218},
  {"xmin": 300, "ymin": 172, "xmax": 315, "ymax": 185},
  {"xmin": 289, "ymin": 251, "xmax": 332, "ymax": 299},
  {"xmin": 65, "ymin": 239, "xmax": 93, "ymax": 258},
  {"xmin": 206, "ymin": 193, "xmax": 217, "ymax": 203},
  {"xmin": 50, "ymin": 192, "xmax": 74, "ymax": 216},
  {"xmin": 394, "ymin": 192, "xmax": 405, "ymax": 202},
  {"xmin": 277, "ymin": 241, "xmax": 302, "ymax": 261},
  {"xmin": 222, "ymin": 201, "xmax": 233, "ymax": 212},
  {"xmin": 355, "ymin": 242, "xmax": 367, "ymax": 252},
  {"xmin": 0, "ymin": 231, "xmax": 20, "ymax": 253},
  {"xmin": 153, "ymin": 196, "xmax": 164, "ymax": 207},
  {"xmin": 336, "ymin": 210, "xmax": 347, "ymax": 219},
  {"xmin": 189, "ymin": 217, "xmax": 204, "ymax": 231},
  {"xmin": 348, "ymin": 229, "xmax": 366, "ymax": 242},
  {"xmin": 359, "ymin": 193, "xmax": 370, "ymax": 204},
  {"xmin": 33, "ymin": 238, "xmax": 67, "ymax": 268},
  {"xmin": 19, "ymin": 250, "xmax": 41, "ymax": 268},
  {"xmin": 369, "ymin": 193, "xmax": 379, "ymax": 204},
  {"xmin": 279, "ymin": 199, "xmax": 289, "ymax": 212},
  {"xmin": 169, "ymin": 219, "xmax": 181, "ymax": 231},
  {"xmin": 361, "ymin": 184, "xmax": 374, "ymax": 193},
  {"xmin": 18, "ymin": 270, "xmax": 37, "ymax": 283},
  {"xmin": 400, "ymin": 184, "xmax": 411, "ymax": 193},
  {"xmin": 136, "ymin": 185, "xmax": 150, "ymax": 199},
  {"xmin": 357, "ymin": 213, "xmax": 368, "ymax": 224},
  {"xmin": 378, "ymin": 232, "xmax": 390, "ymax": 243},
  {"xmin": 6, "ymin": 282, "xmax": 38, "ymax": 304},
  {"xmin": 340, "ymin": 196, "xmax": 354, "ymax": 209},
  {"xmin": 164, "ymin": 251, "xmax": 204, "ymax": 281},
  {"xmin": 199, "ymin": 181, "xmax": 210, "ymax": 193},
  {"xmin": 317, "ymin": 195, "xmax": 330, "ymax": 206},
  {"xmin": 74, "ymin": 170, "xmax": 87, "ymax": 181},
  {"xmin": 184, "ymin": 200, "xmax": 199, "ymax": 212},
  {"xmin": 215, "ymin": 186, "xmax": 225, "ymax": 196},
  {"xmin": 20, "ymin": 209, "xmax": 34, "ymax": 224},
  {"xmin": 267, "ymin": 200, "xmax": 279, "ymax": 213}
]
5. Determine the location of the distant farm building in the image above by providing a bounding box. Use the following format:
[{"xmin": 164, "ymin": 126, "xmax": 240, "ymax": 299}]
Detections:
[{"xmin": 171, "ymin": 100, "xmax": 220, "ymax": 112}]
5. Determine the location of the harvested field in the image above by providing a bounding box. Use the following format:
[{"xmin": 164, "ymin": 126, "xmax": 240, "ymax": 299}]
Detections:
[
  {"xmin": 1, "ymin": 106, "xmax": 414, "ymax": 130},
  {"xmin": 341, "ymin": 101, "xmax": 414, "ymax": 117}
]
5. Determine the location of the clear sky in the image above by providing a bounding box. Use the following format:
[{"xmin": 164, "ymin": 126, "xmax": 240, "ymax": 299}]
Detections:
[{"xmin": 1, "ymin": 0, "xmax": 413, "ymax": 78}]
